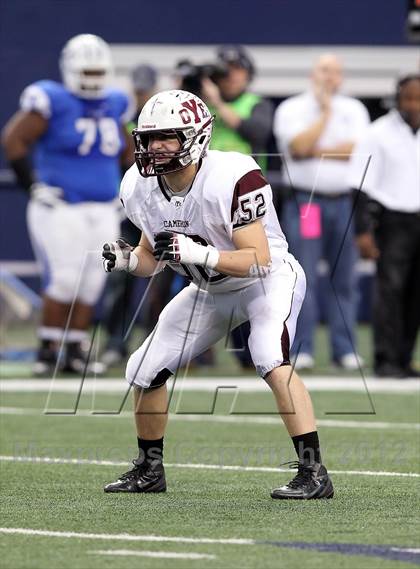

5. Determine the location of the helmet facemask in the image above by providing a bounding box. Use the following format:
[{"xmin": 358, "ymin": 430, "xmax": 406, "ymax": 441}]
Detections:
[
  {"xmin": 72, "ymin": 69, "xmax": 109, "ymax": 99},
  {"xmin": 133, "ymin": 117, "xmax": 213, "ymax": 177}
]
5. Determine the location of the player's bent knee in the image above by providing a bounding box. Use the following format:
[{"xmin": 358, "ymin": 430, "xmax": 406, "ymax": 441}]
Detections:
[
  {"xmin": 78, "ymin": 268, "xmax": 107, "ymax": 305},
  {"xmin": 126, "ymin": 352, "xmax": 172, "ymax": 389},
  {"xmin": 45, "ymin": 270, "xmax": 80, "ymax": 303},
  {"xmin": 253, "ymin": 358, "xmax": 290, "ymax": 378},
  {"xmin": 261, "ymin": 361, "xmax": 293, "ymax": 381},
  {"xmin": 77, "ymin": 285, "xmax": 104, "ymax": 306}
]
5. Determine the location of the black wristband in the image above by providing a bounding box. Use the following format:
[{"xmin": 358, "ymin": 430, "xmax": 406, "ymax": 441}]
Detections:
[{"xmin": 9, "ymin": 156, "xmax": 35, "ymax": 191}]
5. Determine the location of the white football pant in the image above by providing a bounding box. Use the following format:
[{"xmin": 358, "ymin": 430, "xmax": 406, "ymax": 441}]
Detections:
[
  {"xmin": 27, "ymin": 200, "xmax": 119, "ymax": 305},
  {"xmin": 127, "ymin": 253, "xmax": 306, "ymax": 384}
]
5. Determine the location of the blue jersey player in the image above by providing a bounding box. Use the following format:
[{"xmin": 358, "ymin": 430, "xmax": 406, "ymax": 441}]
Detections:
[{"xmin": 2, "ymin": 34, "xmax": 134, "ymax": 375}]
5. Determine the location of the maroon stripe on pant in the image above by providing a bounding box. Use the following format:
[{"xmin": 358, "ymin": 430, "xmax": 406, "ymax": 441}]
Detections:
[{"xmin": 280, "ymin": 323, "xmax": 291, "ymax": 366}]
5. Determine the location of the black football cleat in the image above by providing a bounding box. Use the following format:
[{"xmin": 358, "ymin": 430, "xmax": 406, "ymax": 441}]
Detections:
[
  {"xmin": 61, "ymin": 342, "xmax": 105, "ymax": 375},
  {"xmin": 271, "ymin": 461, "xmax": 334, "ymax": 500},
  {"xmin": 33, "ymin": 345, "xmax": 57, "ymax": 377},
  {"xmin": 104, "ymin": 458, "xmax": 166, "ymax": 493}
]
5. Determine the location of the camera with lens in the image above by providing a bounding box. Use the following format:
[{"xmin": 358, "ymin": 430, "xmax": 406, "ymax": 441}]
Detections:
[{"xmin": 175, "ymin": 59, "xmax": 229, "ymax": 98}]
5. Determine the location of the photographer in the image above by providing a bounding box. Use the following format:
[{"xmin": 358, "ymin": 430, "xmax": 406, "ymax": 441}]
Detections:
[
  {"xmin": 177, "ymin": 46, "xmax": 273, "ymax": 170},
  {"xmin": 208, "ymin": 46, "xmax": 273, "ymax": 171}
]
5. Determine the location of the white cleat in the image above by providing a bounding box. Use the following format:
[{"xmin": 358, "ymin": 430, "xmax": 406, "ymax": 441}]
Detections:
[
  {"xmin": 337, "ymin": 353, "xmax": 365, "ymax": 370},
  {"xmin": 293, "ymin": 353, "xmax": 315, "ymax": 371},
  {"xmin": 101, "ymin": 349, "xmax": 125, "ymax": 367}
]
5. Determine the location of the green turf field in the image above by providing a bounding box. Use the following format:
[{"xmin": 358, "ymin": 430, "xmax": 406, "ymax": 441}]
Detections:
[{"xmin": 1, "ymin": 376, "xmax": 419, "ymax": 568}]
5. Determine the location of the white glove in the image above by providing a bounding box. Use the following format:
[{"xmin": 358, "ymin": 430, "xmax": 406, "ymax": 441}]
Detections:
[
  {"xmin": 153, "ymin": 232, "xmax": 219, "ymax": 269},
  {"xmin": 102, "ymin": 238, "xmax": 139, "ymax": 273},
  {"xmin": 30, "ymin": 183, "xmax": 64, "ymax": 207}
]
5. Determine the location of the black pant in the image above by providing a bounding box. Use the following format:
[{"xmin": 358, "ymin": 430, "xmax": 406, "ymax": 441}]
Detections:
[{"xmin": 374, "ymin": 209, "xmax": 420, "ymax": 370}]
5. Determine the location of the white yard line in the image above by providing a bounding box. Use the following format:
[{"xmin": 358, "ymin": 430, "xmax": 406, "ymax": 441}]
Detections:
[
  {"xmin": 0, "ymin": 527, "xmax": 254, "ymax": 545},
  {"xmin": 0, "ymin": 455, "xmax": 418, "ymax": 478},
  {"xmin": 2, "ymin": 528, "xmax": 420, "ymax": 558},
  {"xmin": 89, "ymin": 549, "xmax": 216, "ymax": 560},
  {"xmin": 1, "ymin": 406, "xmax": 419, "ymax": 431},
  {"xmin": 391, "ymin": 548, "xmax": 420, "ymax": 554},
  {"xmin": 1, "ymin": 377, "xmax": 419, "ymax": 393}
]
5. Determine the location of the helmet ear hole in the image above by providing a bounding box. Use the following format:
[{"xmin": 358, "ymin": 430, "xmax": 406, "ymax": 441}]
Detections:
[
  {"xmin": 198, "ymin": 135, "xmax": 206, "ymax": 144},
  {"xmin": 142, "ymin": 135, "xmax": 150, "ymax": 149}
]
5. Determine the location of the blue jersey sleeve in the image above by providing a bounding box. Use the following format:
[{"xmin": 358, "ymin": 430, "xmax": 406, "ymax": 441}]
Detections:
[{"xmin": 19, "ymin": 80, "xmax": 71, "ymax": 119}]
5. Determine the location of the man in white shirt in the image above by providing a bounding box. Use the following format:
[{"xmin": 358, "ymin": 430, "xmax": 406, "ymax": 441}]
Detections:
[
  {"xmin": 273, "ymin": 54, "xmax": 370, "ymax": 370},
  {"xmin": 350, "ymin": 74, "xmax": 420, "ymax": 378}
]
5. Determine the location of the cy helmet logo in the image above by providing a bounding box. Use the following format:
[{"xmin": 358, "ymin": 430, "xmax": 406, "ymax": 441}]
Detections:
[{"xmin": 179, "ymin": 98, "xmax": 210, "ymax": 125}]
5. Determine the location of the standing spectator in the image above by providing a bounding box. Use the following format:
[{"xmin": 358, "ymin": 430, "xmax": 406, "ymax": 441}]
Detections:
[
  {"xmin": 101, "ymin": 64, "xmax": 158, "ymax": 367},
  {"xmin": 201, "ymin": 45, "xmax": 274, "ymax": 368},
  {"xmin": 350, "ymin": 74, "xmax": 420, "ymax": 378},
  {"xmin": 273, "ymin": 54, "xmax": 370, "ymax": 370},
  {"xmin": 1, "ymin": 34, "xmax": 133, "ymax": 375}
]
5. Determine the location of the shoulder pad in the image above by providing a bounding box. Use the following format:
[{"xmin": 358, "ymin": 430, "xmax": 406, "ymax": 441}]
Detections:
[{"xmin": 20, "ymin": 80, "xmax": 71, "ymax": 118}]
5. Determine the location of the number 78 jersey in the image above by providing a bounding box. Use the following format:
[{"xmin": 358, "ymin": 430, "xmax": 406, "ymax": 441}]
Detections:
[
  {"xmin": 121, "ymin": 150, "xmax": 289, "ymax": 293},
  {"xmin": 20, "ymin": 80, "xmax": 130, "ymax": 203}
]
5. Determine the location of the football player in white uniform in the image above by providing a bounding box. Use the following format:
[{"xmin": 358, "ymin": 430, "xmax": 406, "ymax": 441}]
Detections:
[{"xmin": 102, "ymin": 90, "xmax": 333, "ymax": 499}]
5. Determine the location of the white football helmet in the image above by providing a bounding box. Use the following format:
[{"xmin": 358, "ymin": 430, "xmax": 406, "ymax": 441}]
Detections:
[
  {"xmin": 133, "ymin": 90, "xmax": 214, "ymax": 177},
  {"xmin": 59, "ymin": 34, "xmax": 113, "ymax": 99}
]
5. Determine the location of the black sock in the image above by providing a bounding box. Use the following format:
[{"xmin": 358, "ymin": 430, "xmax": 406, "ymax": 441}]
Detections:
[
  {"xmin": 66, "ymin": 341, "xmax": 82, "ymax": 357},
  {"xmin": 292, "ymin": 431, "xmax": 321, "ymax": 464},
  {"xmin": 137, "ymin": 437, "xmax": 164, "ymax": 464},
  {"xmin": 40, "ymin": 339, "xmax": 55, "ymax": 351}
]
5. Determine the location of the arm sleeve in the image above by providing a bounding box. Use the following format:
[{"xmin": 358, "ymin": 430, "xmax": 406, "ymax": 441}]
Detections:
[
  {"xmin": 352, "ymin": 188, "xmax": 372, "ymax": 235},
  {"xmin": 19, "ymin": 84, "xmax": 52, "ymax": 119},
  {"xmin": 236, "ymin": 99, "xmax": 274, "ymax": 150},
  {"xmin": 119, "ymin": 167, "xmax": 143, "ymax": 230},
  {"xmin": 230, "ymin": 169, "xmax": 272, "ymax": 231}
]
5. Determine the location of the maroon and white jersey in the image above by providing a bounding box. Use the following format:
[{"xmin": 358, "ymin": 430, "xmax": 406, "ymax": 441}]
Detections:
[{"xmin": 120, "ymin": 150, "xmax": 289, "ymax": 293}]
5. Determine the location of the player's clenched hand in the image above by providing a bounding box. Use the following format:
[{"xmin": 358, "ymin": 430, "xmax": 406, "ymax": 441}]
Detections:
[
  {"xmin": 30, "ymin": 183, "xmax": 64, "ymax": 208},
  {"xmin": 153, "ymin": 231, "xmax": 219, "ymax": 269},
  {"xmin": 102, "ymin": 238, "xmax": 139, "ymax": 273}
]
